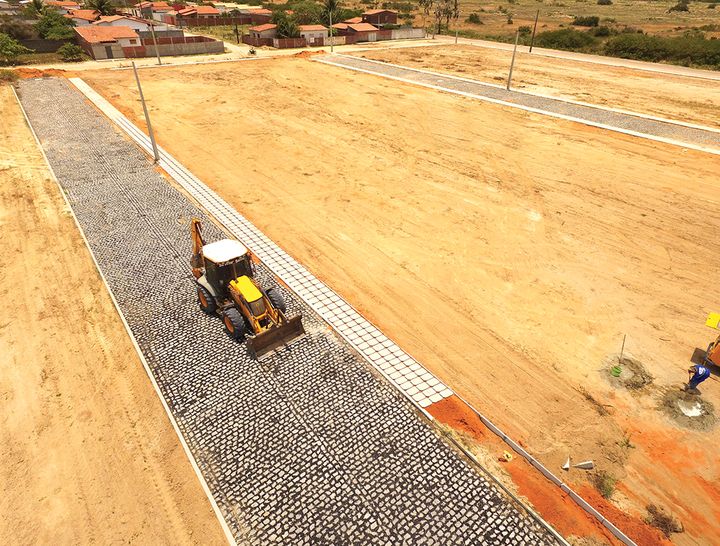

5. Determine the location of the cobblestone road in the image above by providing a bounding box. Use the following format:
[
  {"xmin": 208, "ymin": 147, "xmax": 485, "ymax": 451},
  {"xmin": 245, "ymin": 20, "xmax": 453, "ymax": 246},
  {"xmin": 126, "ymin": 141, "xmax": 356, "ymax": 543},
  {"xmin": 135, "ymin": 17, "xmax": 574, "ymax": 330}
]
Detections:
[
  {"xmin": 18, "ymin": 78, "xmax": 561, "ymax": 545},
  {"xmin": 317, "ymin": 54, "xmax": 720, "ymax": 153}
]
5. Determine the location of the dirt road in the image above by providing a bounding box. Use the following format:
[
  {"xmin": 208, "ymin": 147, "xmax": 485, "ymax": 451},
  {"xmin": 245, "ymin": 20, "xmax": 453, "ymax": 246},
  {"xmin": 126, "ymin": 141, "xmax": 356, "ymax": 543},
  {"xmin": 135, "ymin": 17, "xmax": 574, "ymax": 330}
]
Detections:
[
  {"xmin": 0, "ymin": 85, "xmax": 225, "ymax": 545},
  {"xmin": 354, "ymin": 45, "xmax": 720, "ymax": 129},
  {"xmin": 82, "ymin": 57, "xmax": 720, "ymax": 543}
]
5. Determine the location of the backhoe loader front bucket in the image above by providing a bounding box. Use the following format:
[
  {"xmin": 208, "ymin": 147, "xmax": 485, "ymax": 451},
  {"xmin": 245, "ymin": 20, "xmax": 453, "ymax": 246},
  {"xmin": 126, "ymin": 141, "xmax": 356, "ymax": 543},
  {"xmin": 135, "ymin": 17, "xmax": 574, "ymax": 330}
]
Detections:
[{"xmin": 247, "ymin": 314, "xmax": 305, "ymax": 358}]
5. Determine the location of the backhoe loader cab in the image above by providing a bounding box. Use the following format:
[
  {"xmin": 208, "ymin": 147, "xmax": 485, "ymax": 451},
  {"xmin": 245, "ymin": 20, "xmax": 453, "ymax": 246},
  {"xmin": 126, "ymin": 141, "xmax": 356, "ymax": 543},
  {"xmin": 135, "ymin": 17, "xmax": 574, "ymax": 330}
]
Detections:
[{"xmin": 201, "ymin": 239, "xmax": 253, "ymax": 297}]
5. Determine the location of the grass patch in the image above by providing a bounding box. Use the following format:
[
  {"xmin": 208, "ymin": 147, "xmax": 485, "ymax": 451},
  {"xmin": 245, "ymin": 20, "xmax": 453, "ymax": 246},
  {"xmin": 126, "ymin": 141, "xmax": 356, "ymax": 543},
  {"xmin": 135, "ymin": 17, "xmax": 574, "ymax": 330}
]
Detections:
[
  {"xmin": 590, "ymin": 470, "xmax": 616, "ymax": 499},
  {"xmin": 0, "ymin": 68, "xmax": 18, "ymax": 83},
  {"xmin": 15, "ymin": 52, "xmax": 63, "ymax": 65},
  {"xmin": 192, "ymin": 25, "xmax": 251, "ymax": 43}
]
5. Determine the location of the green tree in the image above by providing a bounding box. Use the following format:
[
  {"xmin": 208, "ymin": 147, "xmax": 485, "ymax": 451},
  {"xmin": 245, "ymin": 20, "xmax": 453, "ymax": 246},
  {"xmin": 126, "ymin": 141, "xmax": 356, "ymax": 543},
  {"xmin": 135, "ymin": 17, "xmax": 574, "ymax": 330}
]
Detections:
[
  {"xmin": 25, "ymin": 0, "xmax": 46, "ymax": 16},
  {"xmin": 36, "ymin": 10, "xmax": 76, "ymax": 39},
  {"xmin": 322, "ymin": 0, "xmax": 339, "ymax": 25},
  {"xmin": 292, "ymin": 0, "xmax": 323, "ymax": 24},
  {"xmin": 0, "ymin": 32, "xmax": 31, "ymax": 64},
  {"xmin": 84, "ymin": 0, "xmax": 115, "ymax": 16},
  {"xmin": 272, "ymin": 11, "xmax": 299, "ymax": 37}
]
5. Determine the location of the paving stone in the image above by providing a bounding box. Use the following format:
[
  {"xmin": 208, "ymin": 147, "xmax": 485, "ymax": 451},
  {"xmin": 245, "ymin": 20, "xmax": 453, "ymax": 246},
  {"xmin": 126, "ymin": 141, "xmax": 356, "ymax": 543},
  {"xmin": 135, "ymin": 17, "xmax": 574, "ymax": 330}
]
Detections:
[{"xmin": 18, "ymin": 78, "xmax": 561, "ymax": 546}]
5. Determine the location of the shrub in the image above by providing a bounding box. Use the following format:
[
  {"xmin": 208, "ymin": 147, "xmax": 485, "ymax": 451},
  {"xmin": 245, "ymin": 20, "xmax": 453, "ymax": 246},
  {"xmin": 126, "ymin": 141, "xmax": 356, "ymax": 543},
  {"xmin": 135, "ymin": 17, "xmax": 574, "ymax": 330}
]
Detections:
[
  {"xmin": 597, "ymin": 0, "xmax": 612, "ymax": 4},
  {"xmin": 518, "ymin": 25, "xmax": 531, "ymax": 34},
  {"xmin": 668, "ymin": 0, "xmax": 689, "ymax": 11},
  {"xmin": 604, "ymin": 32, "xmax": 720, "ymax": 67},
  {"xmin": 506, "ymin": 14, "xmax": 513, "ymax": 24},
  {"xmin": 710, "ymin": 3, "xmax": 717, "ymax": 8},
  {"xmin": 0, "ymin": 32, "xmax": 30, "ymax": 65},
  {"xmin": 466, "ymin": 12, "xmax": 482, "ymax": 24},
  {"xmin": 645, "ymin": 505, "xmax": 683, "ymax": 538},
  {"xmin": 58, "ymin": 42, "xmax": 83, "ymax": 61},
  {"xmin": 534, "ymin": 28, "xmax": 597, "ymax": 50},
  {"xmin": 593, "ymin": 25, "xmax": 611, "ymax": 36},
  {"xmin": 0, "ymin": 67, "xmax": 19, "ymax": 82},
  {"xmin": 0, "ymin": 16, "xmax": 34, "ymax": 40},
  {"xmin": 572, "ymin": 15, "xmax": 600, "ymax": 26}
]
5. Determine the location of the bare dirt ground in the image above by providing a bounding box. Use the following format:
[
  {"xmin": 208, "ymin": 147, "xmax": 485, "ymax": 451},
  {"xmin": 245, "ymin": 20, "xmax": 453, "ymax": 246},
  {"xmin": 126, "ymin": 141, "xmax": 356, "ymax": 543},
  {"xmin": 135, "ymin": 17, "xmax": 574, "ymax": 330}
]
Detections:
[
  {"xmin": 82, "ymin": 57, "xmax": 720, "ymax": 544},
  {"xmin": 354, "ymin": 44, "xmax": 720, "ymax": 129},
  {"xmin": 0, "ymin": 85, "xmax": 225, "ymax": 545}
]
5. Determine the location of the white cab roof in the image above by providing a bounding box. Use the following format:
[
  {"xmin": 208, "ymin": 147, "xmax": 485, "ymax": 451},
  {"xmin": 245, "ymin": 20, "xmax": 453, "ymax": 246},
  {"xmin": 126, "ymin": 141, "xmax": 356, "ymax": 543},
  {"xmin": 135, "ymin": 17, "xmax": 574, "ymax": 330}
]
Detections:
[{"xmin": 202, "ymin": 239, "xmax": 248, "ymax": 264}]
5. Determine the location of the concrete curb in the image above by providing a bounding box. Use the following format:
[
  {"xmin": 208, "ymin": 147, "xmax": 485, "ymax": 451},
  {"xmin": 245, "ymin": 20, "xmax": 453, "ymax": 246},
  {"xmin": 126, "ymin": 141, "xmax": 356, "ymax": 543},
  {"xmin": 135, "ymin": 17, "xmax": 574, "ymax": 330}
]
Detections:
[{"xmin": 10, "ymin": 84, "xmax": 237, "ymax": 546}]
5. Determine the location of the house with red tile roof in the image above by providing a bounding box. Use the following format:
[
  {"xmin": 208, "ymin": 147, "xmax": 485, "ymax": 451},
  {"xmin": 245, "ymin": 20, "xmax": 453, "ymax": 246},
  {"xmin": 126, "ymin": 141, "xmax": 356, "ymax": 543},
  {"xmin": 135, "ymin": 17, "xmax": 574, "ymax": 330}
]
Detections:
[
  {"xmin": 45, "ymin": 0, "xmax": 80, "ymax": 14},
  {"xmin": 64, "ymin": 9, "xmax": 99, "ymax": 25},
  {"xmin": 346, "ymin": 22, "xmax": 379, "ymax": 33},
  {"xmin": 74, "ymin": 25, "xmax": 140, "ymax": 59},
  {"xmin": 129, "ymin": 1, "xmax": 172, "ymax": 21},
  {"xmin": 361, "ymin": 9, "xmax": 397, "ymax": 26},
  {"xmin": 343, "ymin": 16, "xmax": 362, "ymax": 24},
  {"xmin": 298, "ymin": 24, "xmax": 327, "ymax": 44},
  {"xmin": 93, "ymin": 14, "xmax": 166, "ymax": 31},
  {"xmin": 248, "ymin": 23, "xmax": 276, "ymax": 39}
]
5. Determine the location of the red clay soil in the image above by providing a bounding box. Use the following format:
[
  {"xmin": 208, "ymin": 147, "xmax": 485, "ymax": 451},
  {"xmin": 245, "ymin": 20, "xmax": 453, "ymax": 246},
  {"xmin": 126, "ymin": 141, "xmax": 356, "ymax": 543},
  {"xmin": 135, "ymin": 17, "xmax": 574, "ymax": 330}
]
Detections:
[
  {"xmin": 576, "ymin": 485, "xmax": 671, "ymax": 546},
  {"xmin": 428, "ymin": 396, "xmax": 667, "ymax": 545},
  {"xmin": 12, "ymin": 68, "xmax": 72, "ymax": 79}
]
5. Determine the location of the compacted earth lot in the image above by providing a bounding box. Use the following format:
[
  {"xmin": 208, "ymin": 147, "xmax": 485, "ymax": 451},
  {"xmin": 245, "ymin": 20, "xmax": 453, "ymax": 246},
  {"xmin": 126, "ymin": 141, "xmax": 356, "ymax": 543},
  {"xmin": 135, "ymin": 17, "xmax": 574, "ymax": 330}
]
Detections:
[
  {"xmin": 0, "ymin": 84, "xmax": 225, "ymax": 545},
  {"xmin": 354, "ymin": 44, "xmax": 720, "ymax": 129},
  {"xmin": 81, "ymin": 56, "xmax": 720, "ymax": 544}
]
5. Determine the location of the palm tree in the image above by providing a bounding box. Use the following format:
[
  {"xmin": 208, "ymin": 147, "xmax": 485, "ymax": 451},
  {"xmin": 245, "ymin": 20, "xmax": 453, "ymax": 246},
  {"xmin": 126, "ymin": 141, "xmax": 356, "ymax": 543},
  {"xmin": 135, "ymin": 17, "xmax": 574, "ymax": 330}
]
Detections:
[
  {"xmin": 28, "ymin": 0, "xmax": 46, "ymax": 16},
  {"xmin": 322, "ymin": 0, "xmax": 340, "ymax": 26},
  {"xmin": 84, "ymin": 0, "xmax": 114, "ymax": 16}
]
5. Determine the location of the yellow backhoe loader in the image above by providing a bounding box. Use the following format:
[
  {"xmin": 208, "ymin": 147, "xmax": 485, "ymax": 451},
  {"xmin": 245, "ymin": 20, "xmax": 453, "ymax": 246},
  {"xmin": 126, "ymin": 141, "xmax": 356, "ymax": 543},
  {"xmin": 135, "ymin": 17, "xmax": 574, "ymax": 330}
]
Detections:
[
  {"xmin": 705, "ymin": 313, "xmax": 720, "ymax": 367},
  {"xmin": 190, "ymin": 218, "xmax": 305, "ymax": 358}
]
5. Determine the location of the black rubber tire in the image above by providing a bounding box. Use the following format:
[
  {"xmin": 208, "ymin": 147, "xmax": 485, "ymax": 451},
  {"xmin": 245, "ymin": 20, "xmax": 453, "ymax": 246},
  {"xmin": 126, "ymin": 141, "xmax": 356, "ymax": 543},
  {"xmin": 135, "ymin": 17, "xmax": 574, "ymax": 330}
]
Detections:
[
  {"xmin": 223, "ymin": 307, "xmax": 246, "ymax": 340},
  {"xmin": 197, "ymin": 284, "xmax": 216, "ymax": 314},
  {"xmin": 266, "ymin": 288, "xmax": 286, "ymax": 313}
]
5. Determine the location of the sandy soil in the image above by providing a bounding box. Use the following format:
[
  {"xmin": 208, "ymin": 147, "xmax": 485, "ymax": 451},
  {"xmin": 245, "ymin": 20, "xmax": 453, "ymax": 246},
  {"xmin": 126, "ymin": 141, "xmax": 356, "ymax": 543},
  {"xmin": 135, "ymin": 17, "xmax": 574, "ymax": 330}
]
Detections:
[
  {"xmin": 0, "ymin": 85, "xmax": 225, "ymax": 545},
  {"xmin": 82, "ymin": 57, "xmax": 720, "ymax": 544},
  {"xmin": 354, "ymin": 44, "xmax": 720, "ymax": 129}
]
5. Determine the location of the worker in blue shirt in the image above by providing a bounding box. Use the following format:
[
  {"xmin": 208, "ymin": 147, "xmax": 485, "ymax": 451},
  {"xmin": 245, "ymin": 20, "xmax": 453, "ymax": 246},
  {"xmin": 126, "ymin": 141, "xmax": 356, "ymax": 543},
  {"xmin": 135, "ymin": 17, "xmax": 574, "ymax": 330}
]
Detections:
[{"xmin": 686, "ymin": 364, "xmax": 711, "ymax": 391}]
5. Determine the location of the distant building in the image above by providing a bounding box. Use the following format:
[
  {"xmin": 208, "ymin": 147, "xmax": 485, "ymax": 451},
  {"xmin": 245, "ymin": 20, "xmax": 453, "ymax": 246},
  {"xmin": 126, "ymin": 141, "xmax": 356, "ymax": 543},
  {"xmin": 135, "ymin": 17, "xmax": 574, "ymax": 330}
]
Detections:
[
  {"xmin": 93, "ymin": 15, "xmax": 166, "ymax": 32},
  {"xmin": 64, "ymin": 9, "xmax": 100, "ymax": 25},
  {"xmin": 176, "ymin": 5, "xmax": 220, "ymax": 20},
  {"xmin": 45, "ymin": 0, "xmax": 81, "ymax": 14},
  {"xmin": 345, "ymin": 22, "xmax": 379, "ymax": 37},
  {"xmin": 129, "ymin": 1, "xmax": 172, "ymax": 21},
  {"xmin": 248, "ymin": 23, "xmax": 276, "ymax": 40},
  {"xmin": 361, "ymin": 9, "xmax": 397, "ymax": 26},
  {"xmin": 240, "ymin": 7, "xmax": 272, "ymax": 24},
  {"xmin": 74, "ymin": 25, "xmax": 140, "ymax": 59},
  {"xmin": 298, "ymin": 24, "xmax": 327, "ymax": 45},
  {"xmin": 343, "ymin": 16, "xmax": 362, "ymax": 24}
]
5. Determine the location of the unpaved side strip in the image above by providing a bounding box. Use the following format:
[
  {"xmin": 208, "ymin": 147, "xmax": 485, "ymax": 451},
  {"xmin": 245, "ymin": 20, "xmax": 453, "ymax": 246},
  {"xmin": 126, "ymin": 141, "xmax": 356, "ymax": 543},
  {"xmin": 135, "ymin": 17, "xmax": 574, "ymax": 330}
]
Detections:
[
  {"xmin": 0, "ymin": 85, "xmax": 226, "ymax": 544},
  {"xmin": 316, "ymin": 54, "xmax": 720, "ymax": 155}
]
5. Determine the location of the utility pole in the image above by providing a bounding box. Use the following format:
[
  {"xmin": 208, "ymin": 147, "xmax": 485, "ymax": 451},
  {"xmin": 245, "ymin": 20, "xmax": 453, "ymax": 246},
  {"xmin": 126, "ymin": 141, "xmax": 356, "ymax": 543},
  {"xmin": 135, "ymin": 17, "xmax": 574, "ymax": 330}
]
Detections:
[
  {"xmin": 329, "ymin": 9, "xmax": 333, "ymax": 53},
  {"xmin": 529, "ymin": 9, "xmax": 539, "ymax": 53},
  {"xmin": 148, "ymin": 22, "xmax": 162, "ymax": 65},
  {"xmin": 506, "ymin": 30, "xmax": 519, "ymax": 91},
  {"xmin": 132, "ymin": 61, "xmax": 160, "ymax": 163}
]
